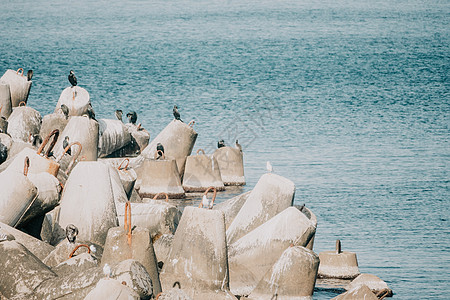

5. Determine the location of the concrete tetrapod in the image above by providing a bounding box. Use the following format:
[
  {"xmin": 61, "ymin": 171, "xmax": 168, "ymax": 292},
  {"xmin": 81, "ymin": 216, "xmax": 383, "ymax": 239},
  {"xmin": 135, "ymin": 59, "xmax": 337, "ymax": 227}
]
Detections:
[
  {"xmin": 7, "ymin": 105, "xmax": 41, "ymax": 142},
  {"xmin": 214, "ymin": 190, "xmax": 252, "ymax": 229},
  {"xmin": 345, "ymin": 273, "xmax": 391, "ymax": 295},
  {"xmin": 116, "ymin": 200, "xmax": 181, "ymax": 239},
  {"xmin": 295, "ymin": 205, "xmax": 318, "ymax": 250},
  {"xmin": 0, "ymin": 157, "xmax": 38, "ymax": 227},
  {"xmin": 125, "ymin": 123, "xmax": 150, "ymax": 154},
  {"xmin": 52, "ymin": 252, "xmax": 98, "ymax": 277},
  {"xmin": 332, "ymin": 284, "xmax": 379, "ymax": 300},
  {"xmin": 0, "ymin": 240, "xmax": 57, "ymax": 299},
  {"xmin": 53, "ymin": 115, "xmax": 99, "ymax": 161},
  {"xmin": 57, "ymin": 161, "xmax": 119, "ymax": 245},
  {"xmin": 34, "ymin": 259, "xmax": 153, "ymax": 299},
  {"xmin": 137, "ymin": 119, "xmax": 197, "ymax": 176},
  {"xmin": 159, "ymin": 206, "xmax": 236, "ymax": 300},
  {"xmin": 248, "ymin": 246, "xmax": 319, "ymax": 300},
  {"xmin": 182, "ymin": 151, "xmax": 225, "ymax": 192},
  {"xmin": 101, "ymin": 158, "xmax": 137, "ymax": 199},
  {"xmin": 0, "ymin": 83, "xmax": 12, "ymax": 119},
  {"xmin": 54, "ymin": 86, "xmax": 91, "ymax": 116},
  {"xmin": 228, "ymin": 207, "xmax": 316, "ymax": 296},
  {"xmin": 0, "ymin": 68, "xmax": 32, "ymax": 107},
  {"xmin": 226, "ymin": 173, "xmax": 295, "ymax": 244},
  {"xmin": 83, "ymin": 278, "xmax": 140, "ymax": 300},
  {"xmin": 135, "ymin": 158, "xmax": 185, "ymax": 199},
  {"xmin": 101, "ymin": 225, "xmax": 162, "ymax": 295},
  {"xmin": 98, "ymin": 119, "xmax": 132, "ymax": 158},
  {"xmin": 318, "ymin": 240, "xmax": 360, "ymax": 279},
  {"xmin": 0, "ymin": 221, "xmax": 55, "ymax": 260},
  {"xmin": 39, "ymin": 112, "xmax": 69, "ymax": 143},
  {"xmin": 212, "ymin": 146, "xmax": 245, "ymax": 186}
]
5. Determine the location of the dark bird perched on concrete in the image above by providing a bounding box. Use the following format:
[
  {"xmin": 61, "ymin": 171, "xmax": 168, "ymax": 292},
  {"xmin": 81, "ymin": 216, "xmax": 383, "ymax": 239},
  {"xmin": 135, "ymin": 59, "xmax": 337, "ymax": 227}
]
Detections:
[
  {"xmin": 235, "ymin": 139, "xmax": 242, "ymax": 152},
  {"xmin": 61, "ymin": 104, "xmax": 69, "ymax": 119},
  {"xmin": 27, "ymin": 70, "xmax": 33, "ymax": 81},
  {"xmin": 156, "ymin": 143, "xmax": 165, "ymax": 159},
  {"xmin": 68, "ymin": 70, "xmax": 77, "ymax": 87},
  {"xmin": 65, "ymin": 224, "xmax": 78, "ymax": 243},
  {"xmin": 63, "ymin": 136, "xmax": 71, "ymax": 155},
  {"xmin": 127, "ymin": 111, "xmax": 137, "ymax": 125},
  {"xmin": 217, "ymin": 139, "xmax": 225, "ymax": 149},
  {"xmin": 86, "ymin": 104, "xmax": 96, "ymax": 120},
  {"xmin": 0, "ymin": 141, "xmax": 7, "ymax": 165},
  {"xmin": 173, "ymin": 105, "xmax": 182, "ymax": 122},
  {"xmin": 31, "ymin": 134, "xmax": 42, "ymax": 148},
  {"xmin": 115, "ymin": 110, "xmax": 123, "ymax": 122}
]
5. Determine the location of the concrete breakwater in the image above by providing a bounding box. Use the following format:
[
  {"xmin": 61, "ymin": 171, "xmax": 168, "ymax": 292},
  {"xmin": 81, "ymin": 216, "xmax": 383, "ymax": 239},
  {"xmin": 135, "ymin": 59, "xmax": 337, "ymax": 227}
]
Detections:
[{"xmin": 0, "ymin": 69, "xmax": 392, "ymax": 299}]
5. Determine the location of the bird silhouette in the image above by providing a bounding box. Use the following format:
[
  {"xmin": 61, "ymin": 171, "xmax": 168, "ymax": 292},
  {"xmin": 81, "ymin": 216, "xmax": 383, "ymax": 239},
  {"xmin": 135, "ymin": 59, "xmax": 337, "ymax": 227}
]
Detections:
[
  {"xmin": 126, "ymin": 111, "xmax": 137, "ymax": 125},
  {"xmin": 65, "ymin": 224, "xmax": 78, "ymax": 243},
  {"xmin": 201, "ymin": 194, "xmax": 211, "ymax": 209},
  {"xmin": 103, "ymin": 263, "xmax": 112, "ymax": 278},
  {"xmin": 266, "ymin": 161, "xmax": 273, "ymax": 173},
  {"xmin": 27, "ymin": 70, "xmax": 33, "ymax": 81},
  {"xmin": 235, "ymin": 139, "xmax": 242, "ymax": 152},
  {"xmin": 115, "ymin": 110, "xmax": 123, "ymax": 122},
  {"xmin": 217, "ymin": 140, "xmax": 225, "ymax": 149},
  {"xmin": 86, "ymin": 104, "xmax": 96, "ymax": 120},
  {"xmin": 61, "ymin": 104, "xmax": 69, "ymax": 119},
  {"xmin": 173, "ymin": 105, "xmax": 182, "ymax": 122},
  {"xmin": 63, "ymin": 136, "xmax": 71, "ymax": 155},
  {"xmin": 68, "ymin": 70, "xmax": 77, "ymax": 87},
  {"xmin": 0, "ymin": 142, "xmax": 7, "ymax": 165},
  {"xmin": 156, "ymin": 143, "xmax": 165, "ymax": 160}
]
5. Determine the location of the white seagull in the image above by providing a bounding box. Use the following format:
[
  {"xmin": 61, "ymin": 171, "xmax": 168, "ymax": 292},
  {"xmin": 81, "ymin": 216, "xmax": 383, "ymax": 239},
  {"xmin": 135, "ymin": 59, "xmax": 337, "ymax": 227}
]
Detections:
[
  {"xmin": 103, "ymin": 263, "xmax": 112, "ymax": 278},
  {"xmin": 266, "ymin": 161, "xmax": 273, "ymax": 173}
]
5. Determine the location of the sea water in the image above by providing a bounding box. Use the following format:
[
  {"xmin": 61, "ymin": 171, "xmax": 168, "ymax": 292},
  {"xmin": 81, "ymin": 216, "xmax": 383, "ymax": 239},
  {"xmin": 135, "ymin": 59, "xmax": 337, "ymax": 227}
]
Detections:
[{"xmin": 1, "ymin": 0, "xmax": 449, "ymax": 298}]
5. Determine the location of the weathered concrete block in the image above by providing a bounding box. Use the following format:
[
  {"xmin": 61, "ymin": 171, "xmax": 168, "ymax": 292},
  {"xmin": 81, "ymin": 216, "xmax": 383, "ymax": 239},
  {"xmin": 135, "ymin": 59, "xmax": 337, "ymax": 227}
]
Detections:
[
  {"xmin": 52, "ymin": 252, "xmax": 98, "ymax": 277},
  {"xmin": 248, "ymin": 246, "xmax": 319, "ymax": 299},
  {"xmin": 135, "ymin": 158, "xmax": 185, "ymax": 199},
  {"xmin": 296, "ymin": 205, "xmax": 318, "ymax": 250},
  {"xmin": 0, "ymin": 240, "xmax": 57, "ymax": 299},
  {"xmin": 125, "ymin": 123, "xmax": 150, "ymax": 154},
  {"xmin": 35, "ymin": 259, "xmax": 153, "ymax": 299},
  {"xmin": 345, "ymin": 273, "xmax": 391, "ymax": 294},
  {"xmin": 54, "ymin": 86, "xmax": 90, "ymax": 117},
  {"xmin": 332, "ymin": 284, "xmax": 378, "ymax": 300},
  {"xmin": 40, "ymin": 113, "xmax": 69, "ymax": 143},
  {"xmin": 137, "ymin": 119, "xmax": 197, "ymax": 176},
  {"xmin": 43, "ymin": 240, "xmax": 103, "ymax": 268},
  {"xmin": 212, "ymin": 146, "xmax": 245, "ymax": 186},
  {"xmin": 214, "ymin": 191, "xmax": 251, "ymax": 229},
  {"xmin": 228, "ymin": 207, "xmax": 316, "ymax": 296},
  {"xmin": 83, "ymin": 278, "xmax": 140, "ymax": 300},
  {"xmin": 98, "ymin": 119, "xmax": 132, "ymax": 158},
  {"xmin": 318, "ymin": 240, "xmax": 360, "ymax": 279},
  {"xmin": 153, "ymin": 233, "xmax": 173, "ymax": 268},
  {"xmin": 57, "ymin": 162, "xmax": 118, "ymax": 245},
  {"xmin": 101, "ymin": 226, "xmax": 162, "ymax": 295},
  {"xmin": 53, "ymin": 115, "xmax": 99, "ymax": 161},
  {"xmin": 116, "ymin": 200, "xmax": 181, "ymax": 239},
  {"xmin": 7, "ymin": 106, "xmax": 41, "ymax": 142},
  {"xmin": 0, "ymin": 83, "xmax": 12, "ymax": 119},
  {"xmin": 182, "ymin": 153, "xmax": 224, "ymax": 192},
  {"xmin": 0, "ymin": 221, "xmax": 54, "ymax": 260},
  {"xmin": 226, "ymin": 173, "xmax": 295, "ymax": 244},
  {"xmin": 0, "ymin": 68, "xmax": 32, "ymax": 107},
  {"xmin": 160, "ymin": 207, "xmax": 235, "ymax": 299}
]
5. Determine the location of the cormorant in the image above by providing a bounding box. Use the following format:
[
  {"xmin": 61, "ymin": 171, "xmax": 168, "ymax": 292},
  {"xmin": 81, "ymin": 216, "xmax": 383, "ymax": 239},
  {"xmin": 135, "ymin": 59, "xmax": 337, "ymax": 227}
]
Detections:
[
  {"xmin": 156, "ymin": 143, "xmax": 165, "ymax": 159},
  {"xmin": 126, "ymin": 111, "xmax": 137, "ymax": 125},
  {"xmin": 115, "ymin": 110, "xmax": 123, "ymax": 122},
  {"xmin": 266, "ymin": 161, "xmax": 273, "ymax": 173},
  {"xmin": 61, "ymin": 104, "xmax": 69, "ymax": 119},
  {"xmin": 173, "ymin": 105, "xmax": 182, "ymax": 122},
  {"xmin": 68, "ymin": 70, "xmax": 77, "ymax": 87},
  {"xmin": 0, "ymin": 141, "xmax": 7, "ymax": 165},
  {"xmin": 86, "ymin": 104, "xmax": 96, "ymax": 120},
  {"xmin": 65, "ymin": 224, "xmax": 78, "ymax": 243},
  {"xmin": 217, "ymin": 140, "xmax": 225, "ymax": 149},
  {"xmin": 63, "ymin": 136, "xmax": 71, "ymax": 155},
  {"xmin": 27, "ymin": 70, "xmax": 33, "ymax": 81},
  {"xmin": 235, "ymin": 139, "xmax": 242, "ymax": 152}
]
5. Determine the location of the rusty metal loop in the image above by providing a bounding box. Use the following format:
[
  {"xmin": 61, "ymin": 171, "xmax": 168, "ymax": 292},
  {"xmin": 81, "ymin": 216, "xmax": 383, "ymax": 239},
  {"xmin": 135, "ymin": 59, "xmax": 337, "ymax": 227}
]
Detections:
[
  {"xmin": 124, "ymin": 201, "xmax": 132, "ymax": 246},
  {"xmin": 199, "ymin": 186, "xmax": 217, "ymax": 209},
  {"xmin": 196, "ymin": 148, "xmax": 205, "ymax": 155},
  {"xmin": 188, "ymin": 120, "xmax": 195, "ymax": 127},
  {"xmin": 18, "ymin": 101, "xmax": 26, "ymax": 107},
  {"xmin": 69, "ymin": 244, "xmax": 91, "ymax": 258},
  {"xmin": 16, "ymin": 68, "xmax": 24, "ymax": 75},
  {"xmin": 23, "ymin": 156, "xmax": 30, "ymax": 176},
  {"xmin": 153, "ymin": 192, "xmax": 169, "ymax": 202},
  {"xmin": 37, "ymin": 129, "xmax": 59, "ymax": 158},
  {"xmin": 155, "ymin": 292, "xmax": 163, "ymax": 300},
  {"xmin": 118, "ymin": 158, "xmax": 130, "ymax": 170},
  {"xmin": 56, "ymin": 141, "xmax": 82, "ymax": 176}
]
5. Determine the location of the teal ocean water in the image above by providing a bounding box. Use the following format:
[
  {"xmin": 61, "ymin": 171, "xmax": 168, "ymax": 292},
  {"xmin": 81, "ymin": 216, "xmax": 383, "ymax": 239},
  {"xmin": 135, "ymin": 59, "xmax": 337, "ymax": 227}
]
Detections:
[{"xmin": 1, "ymin": 0, "xmax": 449, "ymax": 298}]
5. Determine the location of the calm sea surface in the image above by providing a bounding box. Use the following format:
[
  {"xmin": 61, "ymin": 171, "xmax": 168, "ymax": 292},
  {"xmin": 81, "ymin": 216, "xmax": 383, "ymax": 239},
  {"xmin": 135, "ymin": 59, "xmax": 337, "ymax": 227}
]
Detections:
[{"xmin": 1, "ymin": 0, "xmax": 449, "ymax": 298}]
